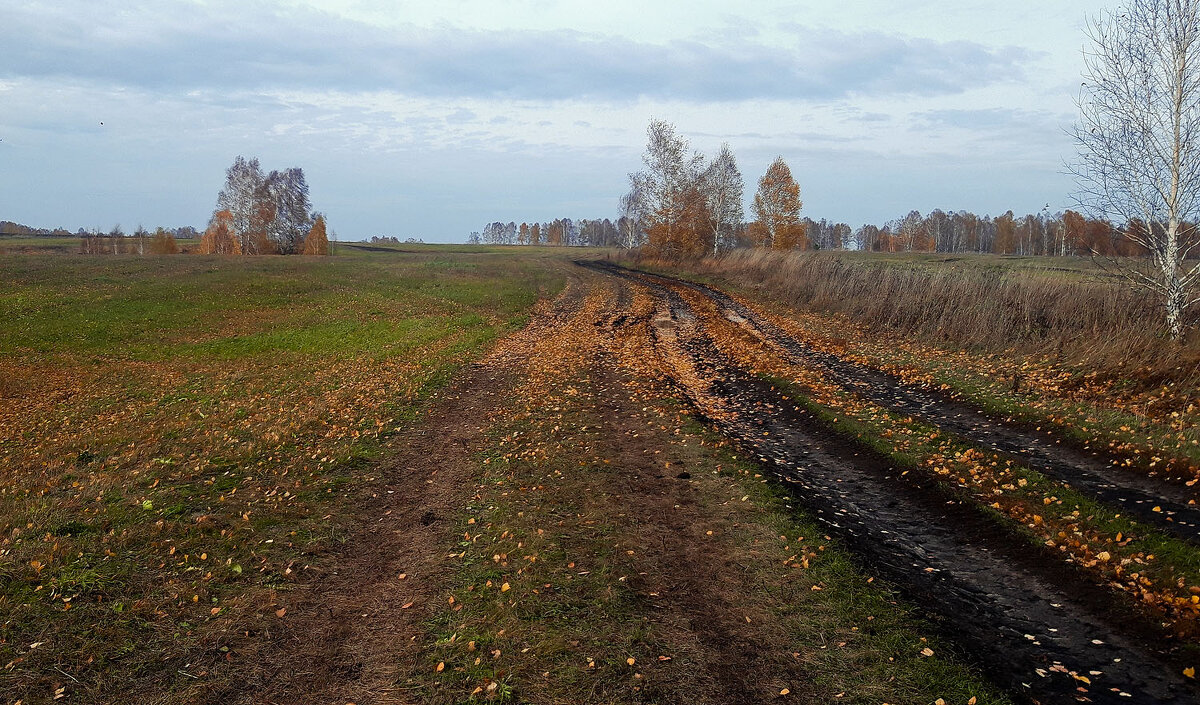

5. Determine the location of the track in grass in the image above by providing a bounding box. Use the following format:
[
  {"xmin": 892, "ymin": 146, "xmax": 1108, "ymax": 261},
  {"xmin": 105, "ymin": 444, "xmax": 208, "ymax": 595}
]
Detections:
[{"xmin": 580, "ymin": 260, "xmax": 1200, "ymax": 704}]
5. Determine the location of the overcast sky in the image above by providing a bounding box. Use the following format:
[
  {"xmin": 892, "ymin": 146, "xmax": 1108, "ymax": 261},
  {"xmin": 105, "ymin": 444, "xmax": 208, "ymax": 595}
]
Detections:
[{"xmin": 0, "ymin": 0, "xmax": 1115, "ymax": 241}]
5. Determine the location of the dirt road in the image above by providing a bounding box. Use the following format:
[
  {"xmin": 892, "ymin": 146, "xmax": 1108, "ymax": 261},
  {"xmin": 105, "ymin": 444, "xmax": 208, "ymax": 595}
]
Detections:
[
  {"xmin": 232, "ymin": 261, "xmax": 1200, "ymax": 705},
  {"xmin": 581, "ymin": 260, "xmax": 1200, "ymax": 704}
]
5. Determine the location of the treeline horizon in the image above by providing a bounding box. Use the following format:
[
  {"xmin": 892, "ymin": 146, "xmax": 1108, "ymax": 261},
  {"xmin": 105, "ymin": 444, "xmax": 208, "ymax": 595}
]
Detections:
[
  {"xmin": 468, "ymin": 119, "xmax": 1157, "ymax": 259},
  {"xmin": 466, "ymin": 208, "xmax": 1150, "ymax": 257}
]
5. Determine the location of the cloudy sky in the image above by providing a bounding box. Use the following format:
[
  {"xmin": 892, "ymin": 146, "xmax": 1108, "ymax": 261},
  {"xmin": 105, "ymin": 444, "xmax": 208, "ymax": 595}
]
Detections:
[{"xmin": 0, "ymin": 0, "xmax": 1114, "ymax": 241}]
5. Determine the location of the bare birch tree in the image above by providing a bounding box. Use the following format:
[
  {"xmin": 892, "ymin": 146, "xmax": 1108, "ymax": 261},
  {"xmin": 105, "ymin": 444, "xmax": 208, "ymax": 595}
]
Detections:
[
  {"xmin": 1073, "ymin": 0, "xmax": 1200, "ymax": 340},
  {"xmin": 701, "ymin": 143, "xmax": 744, "ymax": 256}
]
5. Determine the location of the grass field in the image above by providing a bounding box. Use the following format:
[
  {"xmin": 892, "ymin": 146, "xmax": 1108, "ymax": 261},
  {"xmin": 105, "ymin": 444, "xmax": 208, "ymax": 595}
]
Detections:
[
  {"xmin": 0, "ymin": 246, "xmax": 565, "ymax": 702},
  {"xmin": 0, "ymin": 245, "xmax": 1021, "ymax": 704}
]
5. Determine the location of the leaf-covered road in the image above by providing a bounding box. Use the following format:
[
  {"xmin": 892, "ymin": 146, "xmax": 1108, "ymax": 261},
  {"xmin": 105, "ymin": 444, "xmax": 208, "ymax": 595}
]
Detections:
[
  {"xmin": 232, "ymin": 258, "xmax": 1200, "ymax": 705},
  {"xmin": 582, "ymin": 260, "xmax": 1200, "ymax": 704}
]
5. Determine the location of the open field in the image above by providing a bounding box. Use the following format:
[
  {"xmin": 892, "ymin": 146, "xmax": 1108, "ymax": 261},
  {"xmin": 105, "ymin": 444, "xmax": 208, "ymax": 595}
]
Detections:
[
  {"xmin": 0, "ymin": 247, "xmax": 563, "ymax": 702},
  {"xmin": 6, "ymin": 246, "xmax": 1200, "ymax": 704}
]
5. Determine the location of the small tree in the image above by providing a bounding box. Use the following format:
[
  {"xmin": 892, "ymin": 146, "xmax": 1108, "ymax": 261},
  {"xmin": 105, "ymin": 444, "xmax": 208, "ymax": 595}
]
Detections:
[
  {"xmin": 1073, "ymin": 0, "xmax": 1200, "ymax": 340},
  {"xmin": 199, "ymin": 210, "xmax": 241, "ymax": 255},
  {"xmin": 630, "ymin": 119, "xmax": 707, "ymax": 258},
  {"xmin": 149, "ymin": 227, "xmax": 178, "ymax": 254},
  {"xmin": 302, "ymin": 214, "xmax": 330, "ymax": 255},
  {"xmin": 752, "ymin": 157, "xmax": 805, "ymax": 250}
]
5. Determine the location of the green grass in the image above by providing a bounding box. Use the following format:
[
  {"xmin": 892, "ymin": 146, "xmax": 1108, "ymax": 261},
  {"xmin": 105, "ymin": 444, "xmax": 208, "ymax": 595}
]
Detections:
[{"xmin": 0, "ymin": 246, "xmax": 568, "ymax": 703}]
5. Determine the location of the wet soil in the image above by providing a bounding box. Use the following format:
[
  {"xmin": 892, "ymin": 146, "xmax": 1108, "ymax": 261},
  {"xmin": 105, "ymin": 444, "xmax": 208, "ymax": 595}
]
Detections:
[
  {"xmin": 616, "ymin": 262, "xmax": 1200, "ymax": 544},
  {"xmin": 581, "ymin": 260, "xmax": 1200, "ymax": 704}
]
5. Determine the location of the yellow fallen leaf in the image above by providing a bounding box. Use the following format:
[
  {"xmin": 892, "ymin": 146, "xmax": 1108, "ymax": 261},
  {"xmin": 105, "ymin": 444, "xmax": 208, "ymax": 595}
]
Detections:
[
  {"xmin": 1185, "ymin": 666, "xmax": 1195, "ymax": 678},
  {"xmin": 920, "ymin": 647, "xmax": 934, "ymax": 657},
  {"xmin": 501, "ymin": 582, "xmax": 511, "ymax": 592},
  {"xmin": 436, "ymin": 661, "xmax": 444, "ymax": 673},
  {"xmin": 780, "ymin": 688, "xmax": 790, "ymax": 695},
  {"xmin": 627, "ymin": 657, "xmax": 635, "ymax": 666}
]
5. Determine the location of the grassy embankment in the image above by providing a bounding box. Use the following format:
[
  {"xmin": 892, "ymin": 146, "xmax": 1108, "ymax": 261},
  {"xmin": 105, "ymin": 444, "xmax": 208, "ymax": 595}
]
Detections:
[{"xmin": 0, "ymin": 244, "xmax": 564, "ymax": 702}]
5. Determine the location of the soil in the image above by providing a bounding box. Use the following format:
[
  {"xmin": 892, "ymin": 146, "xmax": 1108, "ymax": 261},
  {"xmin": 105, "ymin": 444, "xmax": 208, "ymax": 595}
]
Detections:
[
  {"xmin": 583, "ymin": 260, "xmax": 1200, "ymax": 704},
  {"xmin": 214, "ymin": 362, "xmax": 515, "ymax": 705},
  {"xmin": 227, "ymin": 260, "xmax": 1200, "ymax": 705}
]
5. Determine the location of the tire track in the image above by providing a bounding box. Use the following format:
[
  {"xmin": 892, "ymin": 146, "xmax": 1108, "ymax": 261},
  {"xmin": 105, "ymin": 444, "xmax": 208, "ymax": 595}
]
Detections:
[
  {"xmin": 580, "ymin": 260, "xmax": 1200, "ymax": 704},
  {"xmin": 602, "ymin": 261, "xmax": 1200, "ymax": 546}
]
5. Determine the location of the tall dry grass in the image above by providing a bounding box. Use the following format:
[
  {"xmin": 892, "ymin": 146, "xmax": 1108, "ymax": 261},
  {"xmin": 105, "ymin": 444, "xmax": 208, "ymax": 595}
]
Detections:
[{"xmin": 634, "ymin": 249, "xmax": 1200, "ymax": 385}]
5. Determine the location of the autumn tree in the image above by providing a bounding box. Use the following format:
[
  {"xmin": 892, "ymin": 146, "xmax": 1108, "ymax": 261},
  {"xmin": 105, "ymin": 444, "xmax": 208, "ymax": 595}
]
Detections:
[
  {"xmin": 751, "ymin": 157, "xmax": 805, "ymax": 250},
  {"xmin": 213, "ymin": 156, "xmax": 315, "ymax": 255},
  {"xmin": 302, "ymin": 214, "xmax": 330, "ymax": 255},
  {"xmin": 216, "ymin": 156, "xmax": 266, "ymax": 252},
  {"xmin": 149, "ymin": 227, "xmax": 178, "ymax": 254},
  {"xmin": 993, "ymin": 211, "xmax": 1017, "ymax": 254},
  {"xmin": 246, "ymin": 199, "xmax": 277, "ymax": 255},
  {"xmin": 1073, "ymin": 0, "xmax": 1200, "ymax": 339},
  {"xmin": 198, "ymin": 210, "xmax": 241, "ymax": 255},
  {"xmin": 629, "ymin": 120, "xmax": 708, "ymax": 258}
]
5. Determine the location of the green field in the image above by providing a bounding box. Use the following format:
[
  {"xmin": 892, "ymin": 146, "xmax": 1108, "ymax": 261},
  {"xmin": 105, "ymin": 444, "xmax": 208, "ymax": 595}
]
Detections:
[{"xmin": 0, "ymin": 246, "xmax": 566, "ymax": 702}]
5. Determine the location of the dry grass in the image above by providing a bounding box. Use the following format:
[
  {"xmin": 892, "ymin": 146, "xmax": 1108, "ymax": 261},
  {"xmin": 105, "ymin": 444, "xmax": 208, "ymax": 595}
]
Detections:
[{"xmin": 639, "ymin": 248, "xmax": 1200, "ymax": 385}]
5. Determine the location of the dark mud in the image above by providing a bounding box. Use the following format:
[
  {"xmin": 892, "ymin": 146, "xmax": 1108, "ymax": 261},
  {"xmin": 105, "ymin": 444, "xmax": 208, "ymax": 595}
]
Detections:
[
  {"xmin": 621, "ymin": 262, "xmax": 1200, "ymax": 546},
  {"xmin": 580, "ymin": 260, "xmax": 1200, "ymax": 705}
]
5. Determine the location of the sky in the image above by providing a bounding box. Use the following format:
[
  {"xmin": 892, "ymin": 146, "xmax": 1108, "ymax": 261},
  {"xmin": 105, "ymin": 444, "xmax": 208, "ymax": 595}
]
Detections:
[{"xmin": 0, "ymin": 0, "xmax": 1116, "ymax": 242}]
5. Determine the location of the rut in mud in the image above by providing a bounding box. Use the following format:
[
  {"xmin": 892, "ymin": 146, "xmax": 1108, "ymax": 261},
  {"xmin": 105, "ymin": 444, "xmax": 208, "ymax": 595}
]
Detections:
[
  {"xmin": 612, "ymin": 262, "xmax": 1200, "ymax": 545},
  {"xmin": 580, "ymin": 260, "xmax": 1200, "ymax": 705}
]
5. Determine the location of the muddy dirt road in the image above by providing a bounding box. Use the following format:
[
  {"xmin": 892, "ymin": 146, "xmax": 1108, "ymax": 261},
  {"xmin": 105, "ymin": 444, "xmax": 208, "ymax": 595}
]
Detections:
[
  {"xmin": 233, "ymin": 260, "xmax": 1200, "ymax": 705},
  {"xmin": 581, "ymin": 260, "xmax": 1200, "ymax": 704}
]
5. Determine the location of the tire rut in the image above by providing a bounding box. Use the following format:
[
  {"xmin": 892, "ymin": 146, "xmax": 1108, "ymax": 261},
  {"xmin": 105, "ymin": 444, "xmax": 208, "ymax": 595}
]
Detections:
[
  {"xmin": 578, "ymin": 260, "xmax": 1200, "ymax": 705},
  {"xmin": 604, "ymin": 262, "xmax": 1200, "ymax": 546}
]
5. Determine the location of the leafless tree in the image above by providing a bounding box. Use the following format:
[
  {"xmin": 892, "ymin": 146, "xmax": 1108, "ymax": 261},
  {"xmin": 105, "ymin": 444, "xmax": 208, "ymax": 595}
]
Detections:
[
  {"xmin": 618, "ymin": 180, "xmax": 649, "ymax": 249},
  {"xmin": 701, "ymin": 143, "xmax": 744, "ymax": 256},
  {"xmin": 216, "ymin": 156, "xmax": 266, "ymax": 252},
  {"xmin": 1073, "ymin": 0, "xmax": 1200, "ymax": 340},
  {"xmin": 261, "ymin": 167, "xmax": 313, "ymax": 254}
]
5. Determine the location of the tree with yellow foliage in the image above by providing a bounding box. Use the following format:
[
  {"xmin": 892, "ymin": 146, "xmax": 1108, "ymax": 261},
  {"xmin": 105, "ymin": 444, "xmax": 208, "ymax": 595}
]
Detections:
[
  {"xmin": 148, "ymin": 227, "xmax": 178, "ymax": 254},
  {"xmin": 302, "ymin": 214, "xmax": 330, "ymax": 256},
  {"xmin": 198, "ymin": 210, "xmax": 241, "ymax": 255},
  {"xmin": 752, "ymin": 157, "xmax": 805, "ymax": 250}
]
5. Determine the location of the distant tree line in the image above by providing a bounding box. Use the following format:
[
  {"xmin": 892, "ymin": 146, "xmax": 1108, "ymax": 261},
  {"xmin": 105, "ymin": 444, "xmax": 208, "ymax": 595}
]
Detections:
[
  {"xmin": 466, "ymin": 120, "xmax": 1161, "ymax": 260},
  {"xmin": 847, "ymin": 209, "xmax": 1145, "ymax": 256},
  {"xmin": 467, "ymin": 218, "xmax": 629, "ymax": 247},
  {"xmin": 369, "ymin": 235, "xmax": 425, "ymax": 244},
  {"xmin": 79, "ymin": 226, "xmax": 193, "ymax": 255},
  {"xmin": 1, "ymin": 221, "xmax": 75, "ymax": 237}
]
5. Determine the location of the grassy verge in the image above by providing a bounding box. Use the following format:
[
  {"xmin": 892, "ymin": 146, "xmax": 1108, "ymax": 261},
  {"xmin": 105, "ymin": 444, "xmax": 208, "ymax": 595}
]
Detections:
[{"xmin": 0, "ymin": 248, "xmax": 565, "ymax": 703}]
